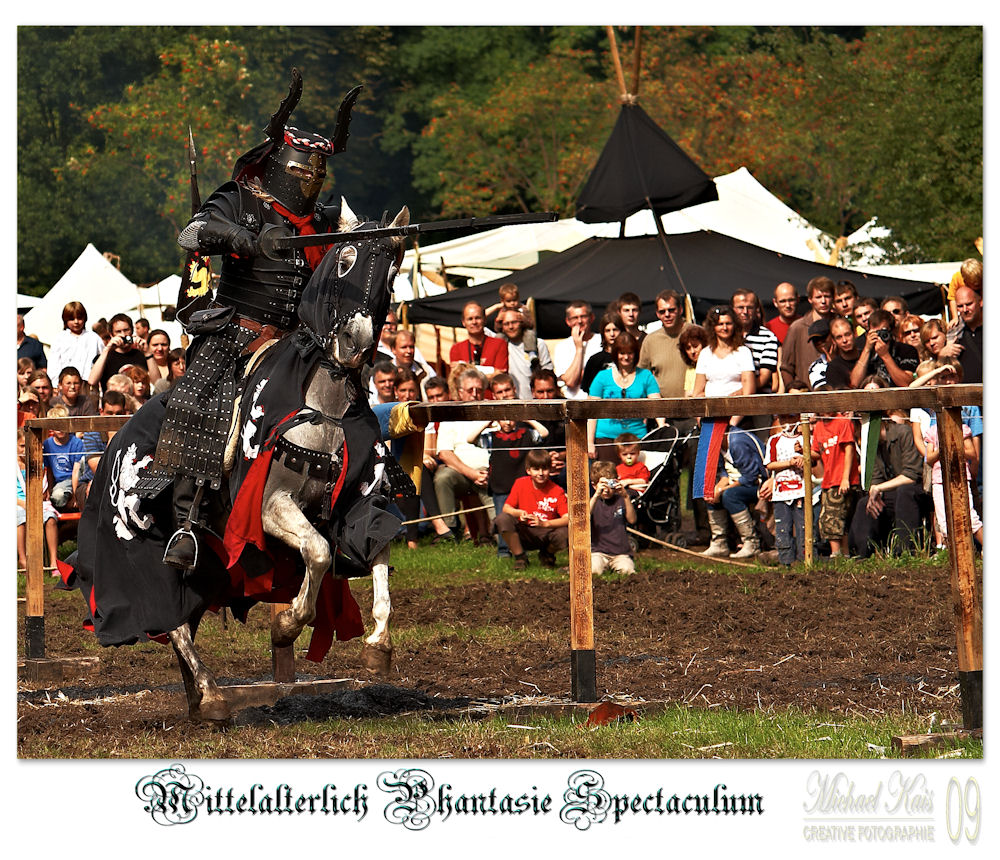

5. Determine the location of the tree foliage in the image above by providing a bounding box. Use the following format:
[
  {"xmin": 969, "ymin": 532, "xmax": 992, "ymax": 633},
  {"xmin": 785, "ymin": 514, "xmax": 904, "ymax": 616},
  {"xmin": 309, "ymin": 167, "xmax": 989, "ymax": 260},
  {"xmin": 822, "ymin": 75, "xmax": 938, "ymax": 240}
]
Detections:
[
  {"xmin": 413, "ymin": 48, "xmax": 617, "ymax": 216},
  {"xmin": 16, "ymin": 25, "xmax": 982, "ymax": 293}
]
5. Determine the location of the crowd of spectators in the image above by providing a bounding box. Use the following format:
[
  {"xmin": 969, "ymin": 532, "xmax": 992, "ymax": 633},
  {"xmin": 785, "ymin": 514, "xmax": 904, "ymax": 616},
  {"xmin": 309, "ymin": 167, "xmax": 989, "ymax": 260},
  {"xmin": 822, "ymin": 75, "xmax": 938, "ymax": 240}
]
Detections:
[
  {"xmin": 17, "ymin": 304, "xmax": 183, "ymax": 571},
  {"xmin": 357, "ymin": 268, "xmax": 983, "ymax": 569},
  {"xmin": 17, "ymin": 263, "xmax": 983, "ymax": 574}
]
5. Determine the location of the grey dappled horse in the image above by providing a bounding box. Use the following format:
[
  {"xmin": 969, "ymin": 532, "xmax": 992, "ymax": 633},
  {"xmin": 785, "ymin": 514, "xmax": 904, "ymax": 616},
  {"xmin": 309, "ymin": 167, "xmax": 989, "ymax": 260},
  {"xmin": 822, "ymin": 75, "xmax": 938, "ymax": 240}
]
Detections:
[{"xmin": 169, "ymin": 206, "xmax": 409, "ymax": 720}]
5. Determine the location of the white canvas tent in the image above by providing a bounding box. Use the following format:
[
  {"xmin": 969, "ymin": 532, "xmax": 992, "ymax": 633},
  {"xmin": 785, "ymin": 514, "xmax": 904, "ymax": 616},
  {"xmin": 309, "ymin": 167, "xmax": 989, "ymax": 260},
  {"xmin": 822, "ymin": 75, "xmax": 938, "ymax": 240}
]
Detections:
[
  {"xmin": 128, "ymin": 275, "xmax": 185, "ymax": 346},
  {"xmin": 396, "ymin": 167, "xmax": 888, "ymax": 300},
  {"xmin": 395, "ymin": 166, "xmax": 956, "ymax": 303},
  {"xmin": 399, "ymin": 218, "xmax": 593, "ymax": 300},
  {"xmin": 23, "ymin": 244, "xmax": 144, "ymax": 348},
  {"xmin": 17, "ymin": 293, "xmax": 42, "ymax": 315},
  {"xmin": 22, "ymin": 246, "xmax": 186, "ymax": 349}
]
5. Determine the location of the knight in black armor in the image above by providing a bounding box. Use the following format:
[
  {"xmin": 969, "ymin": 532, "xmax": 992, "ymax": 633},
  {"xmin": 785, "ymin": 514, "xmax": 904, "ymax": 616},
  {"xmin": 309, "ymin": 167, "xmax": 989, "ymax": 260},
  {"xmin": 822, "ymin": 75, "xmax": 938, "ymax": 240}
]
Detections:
[{"xmin": 135, "ymin": 70, "xmax": 362, "ymax": 569}]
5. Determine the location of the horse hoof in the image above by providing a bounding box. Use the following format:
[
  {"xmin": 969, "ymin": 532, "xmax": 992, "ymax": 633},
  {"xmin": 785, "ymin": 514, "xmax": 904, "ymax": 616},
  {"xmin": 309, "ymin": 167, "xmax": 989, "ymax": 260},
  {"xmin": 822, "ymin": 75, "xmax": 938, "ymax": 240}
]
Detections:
[
  {"xmin": 360, "ymin": 642, "xmax": 392, "ymax": 676},
  {"xmin": 271, "ymin": 609, "xmax": 301, "ymax": 648},
  {"xmin": 190, "ymin": 698, "xmax": 231, "ymax": 722}
]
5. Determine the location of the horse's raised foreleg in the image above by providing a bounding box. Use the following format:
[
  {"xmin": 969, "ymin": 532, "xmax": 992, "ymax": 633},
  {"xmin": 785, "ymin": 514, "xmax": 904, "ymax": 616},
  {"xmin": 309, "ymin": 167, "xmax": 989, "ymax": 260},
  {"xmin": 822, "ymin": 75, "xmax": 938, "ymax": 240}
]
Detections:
[
  {"xmin": 360, "ymin": 545, "xmax": 392, "ymax": 675},
  {"xmin": 261, "ymin": 489, "xmax": 332, "ymax": 648},
  {"xmin": 168, "ymin": 622, "xmax": 230, "ymax": 721}
]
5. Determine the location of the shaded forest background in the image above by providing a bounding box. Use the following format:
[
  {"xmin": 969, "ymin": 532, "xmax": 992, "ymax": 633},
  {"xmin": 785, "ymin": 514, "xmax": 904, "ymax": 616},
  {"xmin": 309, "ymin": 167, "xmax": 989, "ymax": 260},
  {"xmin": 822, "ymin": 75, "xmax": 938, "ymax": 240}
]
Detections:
[{"xmin": 17, "ymin": 25, "xmax": 982, "ymax": 293}]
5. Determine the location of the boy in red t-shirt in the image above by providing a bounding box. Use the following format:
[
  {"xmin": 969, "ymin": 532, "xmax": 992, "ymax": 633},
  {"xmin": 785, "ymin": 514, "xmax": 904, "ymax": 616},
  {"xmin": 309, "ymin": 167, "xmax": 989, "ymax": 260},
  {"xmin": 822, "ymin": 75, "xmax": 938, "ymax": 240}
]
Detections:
[
  {"xmin": 614, "ymin": 433, "xmax": 650, "ymax": 493},
  {"xmin": 811, "ymin": 406, "xmax": 860, "ymax": 557},
  {"xmin": 493, "ymin": 448, "xmax": 569, "ymax": 570}
]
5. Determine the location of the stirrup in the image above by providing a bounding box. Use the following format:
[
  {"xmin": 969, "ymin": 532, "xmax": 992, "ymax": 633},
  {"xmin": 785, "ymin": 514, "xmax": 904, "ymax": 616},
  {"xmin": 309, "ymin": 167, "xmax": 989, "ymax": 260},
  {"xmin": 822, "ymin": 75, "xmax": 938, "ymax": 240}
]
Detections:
[{"xmin": 163, "ymin": 527, "xmax": 199, "ymax": 570}]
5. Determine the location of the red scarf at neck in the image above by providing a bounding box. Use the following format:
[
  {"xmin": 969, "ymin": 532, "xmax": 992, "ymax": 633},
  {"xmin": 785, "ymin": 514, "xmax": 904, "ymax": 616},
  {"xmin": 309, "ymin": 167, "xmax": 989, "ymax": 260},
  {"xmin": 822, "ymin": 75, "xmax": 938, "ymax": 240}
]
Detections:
[{"xmin": 271, "ymin": 202, "xmax": 331, "ymax": 271}]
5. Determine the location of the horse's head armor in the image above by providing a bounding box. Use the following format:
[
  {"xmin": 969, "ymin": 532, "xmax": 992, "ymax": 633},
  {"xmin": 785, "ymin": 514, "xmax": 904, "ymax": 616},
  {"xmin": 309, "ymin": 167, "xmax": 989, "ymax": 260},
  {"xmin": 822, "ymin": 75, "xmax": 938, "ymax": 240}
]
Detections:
[{"xmin": 297, "ymin": 207, "xmax": 408, "ymax": 369}]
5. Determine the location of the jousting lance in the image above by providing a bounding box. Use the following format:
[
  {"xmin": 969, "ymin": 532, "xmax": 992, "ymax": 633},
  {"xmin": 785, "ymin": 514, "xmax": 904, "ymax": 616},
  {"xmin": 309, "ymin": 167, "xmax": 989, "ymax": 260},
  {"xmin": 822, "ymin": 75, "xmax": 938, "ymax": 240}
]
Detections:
[{"xmin": 257, "ymin": 211, "xmax": 559, "ymax": 260}]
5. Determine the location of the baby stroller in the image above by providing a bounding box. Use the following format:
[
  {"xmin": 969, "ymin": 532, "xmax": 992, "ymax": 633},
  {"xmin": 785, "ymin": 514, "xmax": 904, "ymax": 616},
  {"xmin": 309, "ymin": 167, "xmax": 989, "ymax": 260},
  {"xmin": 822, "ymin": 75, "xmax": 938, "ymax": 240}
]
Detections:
[{"xmin": 631, "ymin": 423, "xmax": 687, "ymax": 548}]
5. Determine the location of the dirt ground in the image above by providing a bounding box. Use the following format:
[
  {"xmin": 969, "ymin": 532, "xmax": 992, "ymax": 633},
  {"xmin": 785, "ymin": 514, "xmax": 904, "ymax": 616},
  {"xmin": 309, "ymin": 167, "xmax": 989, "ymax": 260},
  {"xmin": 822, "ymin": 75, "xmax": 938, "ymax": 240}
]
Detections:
[{"xmin": 18, "ymin": 552, "xmax": 968, "ymax": 751}]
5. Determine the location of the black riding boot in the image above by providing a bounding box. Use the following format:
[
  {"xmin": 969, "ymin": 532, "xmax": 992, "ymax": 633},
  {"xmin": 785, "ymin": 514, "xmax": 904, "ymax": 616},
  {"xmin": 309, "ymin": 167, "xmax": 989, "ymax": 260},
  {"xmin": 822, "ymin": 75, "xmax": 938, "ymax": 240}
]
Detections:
[{"xmin": 163, "ymin": 478, "xmax": 203, "ymax": 569}]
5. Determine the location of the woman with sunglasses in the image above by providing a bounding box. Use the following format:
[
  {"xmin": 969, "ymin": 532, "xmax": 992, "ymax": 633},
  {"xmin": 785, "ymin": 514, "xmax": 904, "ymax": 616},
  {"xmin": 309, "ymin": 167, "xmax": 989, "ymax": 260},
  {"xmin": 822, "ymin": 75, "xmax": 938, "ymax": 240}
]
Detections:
[
  {"xmin": 897, "ymin": 314, "xmax": 927, "ymax": 359},
  {"xmin": 587, "ymin": 332, "xmax": 663, "ymax": 460},
  {"xmin": 690, "ymin": 306, "xmax": 756, "ymax": 427}
]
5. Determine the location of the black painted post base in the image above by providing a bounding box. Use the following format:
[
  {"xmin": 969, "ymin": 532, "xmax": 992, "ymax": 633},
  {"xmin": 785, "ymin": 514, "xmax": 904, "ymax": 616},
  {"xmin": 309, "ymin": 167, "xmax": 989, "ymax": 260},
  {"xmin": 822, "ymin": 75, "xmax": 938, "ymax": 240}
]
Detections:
[
  {"xmin": 25, "ymin": 615, "xmax": 45, "ymax": 660},
  {"xmin": 571, "ymin": 649, "xmax": 597, "ymax": 703},
  {"xmin": 959, "ymin": 670, "xmax": 983, "ymax": 730}
]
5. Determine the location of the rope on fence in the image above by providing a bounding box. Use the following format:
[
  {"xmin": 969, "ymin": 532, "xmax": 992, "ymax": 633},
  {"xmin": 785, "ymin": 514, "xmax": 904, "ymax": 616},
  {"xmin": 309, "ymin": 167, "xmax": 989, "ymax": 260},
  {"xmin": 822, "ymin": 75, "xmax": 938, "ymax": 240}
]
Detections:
[
  {"xmin": 399, "ymin": 503, "xmax": 493, "ymax": 526},
  {"xmin": 626, "ymin": 526, "xmax": 757, "ymax": 569}
]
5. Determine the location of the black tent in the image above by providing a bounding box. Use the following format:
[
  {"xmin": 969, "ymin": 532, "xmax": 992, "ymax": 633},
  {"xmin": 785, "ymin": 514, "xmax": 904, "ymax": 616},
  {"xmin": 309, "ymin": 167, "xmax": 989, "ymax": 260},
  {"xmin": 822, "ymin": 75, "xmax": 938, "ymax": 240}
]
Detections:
[
  {"xmin": 404, "ymin": 100, "xmax": 941, "ymax": 338},
  {"xmin": 575, "ymin": 103, "xmax": 718, "ymax": 223},
  {"xmin": 402, "ymin": 231, "xmax": 943, "ymax": 339}
]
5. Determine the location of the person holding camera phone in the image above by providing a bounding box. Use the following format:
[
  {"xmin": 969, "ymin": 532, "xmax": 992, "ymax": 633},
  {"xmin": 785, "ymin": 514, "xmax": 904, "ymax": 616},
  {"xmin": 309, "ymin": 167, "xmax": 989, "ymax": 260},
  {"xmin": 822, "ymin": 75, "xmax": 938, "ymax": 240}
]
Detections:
[
  {"xmin": 589, "ymin": 460, "xmax": 638, "ymax": 574},
  {"xmin": 88, "ymin": 313, "xmax": 161, "ymax": 396},
  {"xmin": 848, "ymin": 308, "xmax": 919, "ymax": 388}
]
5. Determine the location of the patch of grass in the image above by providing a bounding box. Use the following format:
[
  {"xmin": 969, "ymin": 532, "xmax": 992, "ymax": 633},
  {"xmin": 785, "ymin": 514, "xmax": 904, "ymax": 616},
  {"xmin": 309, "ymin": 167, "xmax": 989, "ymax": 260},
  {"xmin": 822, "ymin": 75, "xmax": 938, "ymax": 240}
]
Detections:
[
  {"xmin": 19, "ymin": 704, "xmax": 983, "ymax": 760},
  {"xmin": 388, "ymin": 540, "xmax": 569, "ymax": 589}
]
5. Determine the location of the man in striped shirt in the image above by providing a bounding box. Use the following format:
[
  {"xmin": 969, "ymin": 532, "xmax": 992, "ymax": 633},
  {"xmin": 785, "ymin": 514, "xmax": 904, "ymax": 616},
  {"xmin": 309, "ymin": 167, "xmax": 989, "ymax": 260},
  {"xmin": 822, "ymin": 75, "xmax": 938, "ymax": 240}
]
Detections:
[{"xmin": 732, "ymin": 289, "xmax": 779, "ymax": 393}]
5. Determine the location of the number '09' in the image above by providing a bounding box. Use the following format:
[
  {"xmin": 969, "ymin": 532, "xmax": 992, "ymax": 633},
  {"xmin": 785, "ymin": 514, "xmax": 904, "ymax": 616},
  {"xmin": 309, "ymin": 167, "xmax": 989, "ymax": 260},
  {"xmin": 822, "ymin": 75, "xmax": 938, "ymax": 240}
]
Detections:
[{"xmin": 946, "ymin": 777, "xmax": 980, "ymax": 844}]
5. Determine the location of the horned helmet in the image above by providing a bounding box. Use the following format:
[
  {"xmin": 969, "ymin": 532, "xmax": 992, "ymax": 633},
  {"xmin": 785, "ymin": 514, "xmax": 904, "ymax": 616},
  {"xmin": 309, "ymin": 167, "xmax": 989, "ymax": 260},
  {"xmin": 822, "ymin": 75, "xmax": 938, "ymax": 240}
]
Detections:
[{"xmin": 233, "ymin": 69, "xmax": 361, "ymax": 217}]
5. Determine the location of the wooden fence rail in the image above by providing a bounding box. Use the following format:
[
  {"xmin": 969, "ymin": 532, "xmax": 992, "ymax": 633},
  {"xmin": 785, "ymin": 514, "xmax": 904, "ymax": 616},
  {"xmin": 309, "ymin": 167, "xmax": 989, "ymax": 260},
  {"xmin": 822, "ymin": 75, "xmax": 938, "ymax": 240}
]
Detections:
[
  {"xmin": 23, "ymin": 384, "xmax": 982, "ymax": 728},
  {"xmin": 409, "ymin": 384, "xmax": 983, "ymax": 728}
]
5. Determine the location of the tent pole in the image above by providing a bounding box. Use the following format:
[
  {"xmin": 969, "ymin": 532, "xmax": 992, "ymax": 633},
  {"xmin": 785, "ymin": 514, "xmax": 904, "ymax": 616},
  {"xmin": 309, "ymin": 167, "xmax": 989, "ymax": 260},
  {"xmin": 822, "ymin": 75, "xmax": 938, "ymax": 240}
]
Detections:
[
  {"xmin": 646, "ymin": 196, "xmax": 691, "ymax": 301},
  {"xmin": 411, "ymin": 240, "xmax": 423, "ymax": 300},
  {"xmin": 631, "ymin": 27, "xmax": 643, "ymax": 97},
  {"xmin": 605, "ymin": 26, "xmax": 630, "ymax": 102}
]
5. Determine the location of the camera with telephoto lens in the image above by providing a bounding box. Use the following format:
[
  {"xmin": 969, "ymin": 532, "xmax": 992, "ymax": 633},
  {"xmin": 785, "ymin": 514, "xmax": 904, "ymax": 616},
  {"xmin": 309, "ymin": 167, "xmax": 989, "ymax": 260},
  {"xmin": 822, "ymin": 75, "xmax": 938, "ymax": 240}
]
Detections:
[{"xmin": 875, "ymin": 328, "xmax": 891, "ymax": 343}]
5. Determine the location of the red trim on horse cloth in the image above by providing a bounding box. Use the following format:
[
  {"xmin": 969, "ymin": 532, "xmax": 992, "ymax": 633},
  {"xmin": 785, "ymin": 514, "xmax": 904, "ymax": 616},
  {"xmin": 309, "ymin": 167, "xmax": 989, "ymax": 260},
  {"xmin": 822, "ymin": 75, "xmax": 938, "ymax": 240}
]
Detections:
[
  {"xmin": 57, "ymin": 557, "xmax": 96, "ymax": 632},
  {"xmin": 223, "ymin": 408, "xmax": 301, "ymax": 568},
  {"xmin": 220, "ymin": 412, "xmax": 363, "ymax": 660}
]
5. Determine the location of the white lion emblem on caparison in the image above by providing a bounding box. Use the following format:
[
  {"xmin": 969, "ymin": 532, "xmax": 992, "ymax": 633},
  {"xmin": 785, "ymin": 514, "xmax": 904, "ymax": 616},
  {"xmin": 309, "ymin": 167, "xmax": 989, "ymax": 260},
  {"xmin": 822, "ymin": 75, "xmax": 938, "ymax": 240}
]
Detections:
[{"xmin": 110, "ymin": 443, "xmax": 154, "ymax": 540}]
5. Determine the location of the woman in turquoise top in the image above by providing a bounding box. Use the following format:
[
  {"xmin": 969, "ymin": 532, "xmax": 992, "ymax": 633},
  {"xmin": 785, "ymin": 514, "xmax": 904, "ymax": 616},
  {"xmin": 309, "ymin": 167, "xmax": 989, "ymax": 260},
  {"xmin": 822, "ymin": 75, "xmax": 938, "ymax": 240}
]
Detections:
[{"xmin": 587, "ymin": 332, "xmax": 664, "ymax": 460}]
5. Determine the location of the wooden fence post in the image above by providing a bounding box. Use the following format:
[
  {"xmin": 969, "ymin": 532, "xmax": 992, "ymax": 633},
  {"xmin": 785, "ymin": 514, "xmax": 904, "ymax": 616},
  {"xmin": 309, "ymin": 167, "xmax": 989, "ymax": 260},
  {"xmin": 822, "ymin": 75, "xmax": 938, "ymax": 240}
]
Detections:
[
  {"xmin": 565, "ymin": 417, "xmax": 597, "ymax": 702},
  {"xmin": 801, "ymin": 416, "xmax": 814, "ymax": 568},
  {"xmin": 270, "ymin": 603, "xmax": 296, "ymax": 682},
  {"xmin": 934, "ymin": 406, "xmax": 983, "ymax": 729},
  {"xmin": 24, "ymin": 426, "xmax": 46, "ymax": 659}
]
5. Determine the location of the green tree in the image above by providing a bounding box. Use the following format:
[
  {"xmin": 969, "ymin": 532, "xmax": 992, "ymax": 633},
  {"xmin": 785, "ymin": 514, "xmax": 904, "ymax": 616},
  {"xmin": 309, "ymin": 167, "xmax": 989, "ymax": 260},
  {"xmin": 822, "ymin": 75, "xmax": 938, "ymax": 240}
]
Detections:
[
  {"xmin": 65, "ymin": 36, "xmax": 256, "ymax": 237},
  {"xmin": 17, "ymin": 26, "xmax": 170, "ymax": 291},
  {"xmin": 412, "ymin": 46, "xmax": 616, "ymax": 216},
  {"xmin": 843, "ymin": 26, "xmax": 982, "ymax": 261}
]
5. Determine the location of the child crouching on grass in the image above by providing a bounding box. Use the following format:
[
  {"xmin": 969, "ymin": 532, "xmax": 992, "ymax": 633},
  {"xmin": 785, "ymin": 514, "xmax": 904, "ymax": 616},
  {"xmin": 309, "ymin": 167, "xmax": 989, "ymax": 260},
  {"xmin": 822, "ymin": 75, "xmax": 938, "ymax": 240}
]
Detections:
[
  {"xmin": 590, "ymin": 460, "xmax": 637, "ymax": 574},
  {"xmin": 493, "ymin": 448, "xmax": 569, "ymax": 571}
]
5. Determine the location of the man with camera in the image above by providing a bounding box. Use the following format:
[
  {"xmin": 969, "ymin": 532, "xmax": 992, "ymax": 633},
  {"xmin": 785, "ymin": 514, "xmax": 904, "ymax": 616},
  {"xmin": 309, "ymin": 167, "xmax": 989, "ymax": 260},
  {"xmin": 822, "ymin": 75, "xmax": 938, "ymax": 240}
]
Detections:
[
  {"xmin": 87, "ymin": 312, "xmax": 160, "ymax": 396},
  {"xmin": 848, "ymin": 308, "xmax": 919, "ymax": 388}
]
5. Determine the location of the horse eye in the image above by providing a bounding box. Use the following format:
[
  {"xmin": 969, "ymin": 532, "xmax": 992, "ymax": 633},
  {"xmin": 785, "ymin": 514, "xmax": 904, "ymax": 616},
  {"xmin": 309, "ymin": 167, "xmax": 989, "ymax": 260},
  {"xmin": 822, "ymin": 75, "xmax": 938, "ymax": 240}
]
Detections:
[{"xmin": 337, "ymin": 245, "xmax": 357, "ymax": 278}]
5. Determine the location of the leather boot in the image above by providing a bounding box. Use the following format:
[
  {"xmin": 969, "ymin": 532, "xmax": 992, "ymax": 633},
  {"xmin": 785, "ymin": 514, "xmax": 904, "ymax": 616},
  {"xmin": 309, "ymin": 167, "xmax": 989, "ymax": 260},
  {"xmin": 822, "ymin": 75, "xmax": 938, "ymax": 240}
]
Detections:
[
  {"xmin": 163, "ymin": 527, "xmax": 198, "ymax": 569},
  {"xmin": 701, "ymin": 508, "xmax": 731, "ymax": 558},
  {"xmin": 163, "ymin": 477, "xmax": 201, "ymax": 569},
  {"xmin": 730, "ymin": 508, "xmax": 760, "ymax": 559}
]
